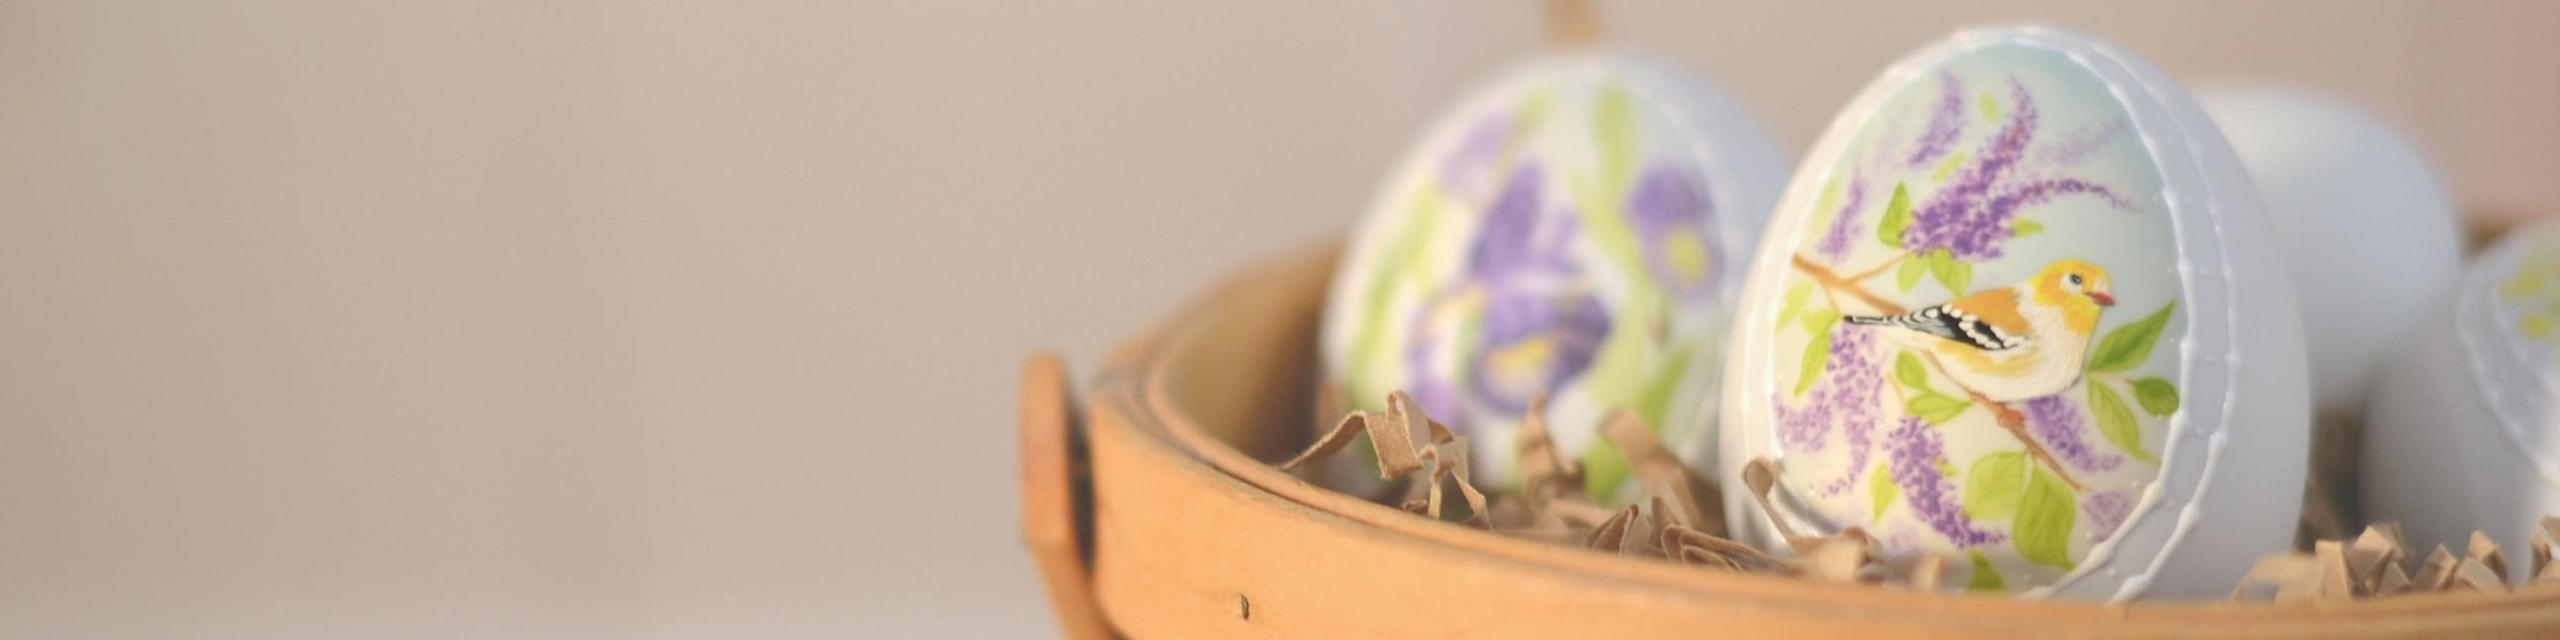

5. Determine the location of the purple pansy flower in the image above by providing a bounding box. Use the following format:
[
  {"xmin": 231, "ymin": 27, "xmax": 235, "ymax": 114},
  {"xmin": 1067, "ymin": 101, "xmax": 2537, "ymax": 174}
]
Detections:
[
  {"xmin": 1405, "ymin": 163, "xmax": 1614, "ymax": 428},
  {"xmin": 1774, "ymin": 325, "xmax": 1882, "ymax": 497},
  {"xmin": 1901, "ymin": 77, "xmax": 2134, "ymax": 262},
  {"xmin": 1467, "ymin": 284, "xmax": 1610, "ymax": 414},
  {"xmin": 1887, "ymin": 417, "xmax": 2008, "ymax": 548},
  {"xmin": 1439, "ymin": 111, "xmax": 1514, "ymax": 204},
  {"xmin": 1617, "ymin": 165, "xmax": 1720, "ymax": 304},
  {"xmin": 2025, "ymin": 394, "xmax": 2123, "ymax": 473},
  {"xmin": 1624, "ymin": 163, "xmax": 1721, "ymax": 303},
  {"xmin": 1466, "ymin": 164, "xmax": 1554, "ymax": 279}
]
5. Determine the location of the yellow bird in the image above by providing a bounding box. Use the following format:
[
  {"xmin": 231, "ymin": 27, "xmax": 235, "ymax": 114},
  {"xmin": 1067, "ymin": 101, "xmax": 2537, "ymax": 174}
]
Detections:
[{"xmin": 1845, "ymin": 259, "xmax": 2115, "ymax": 403}]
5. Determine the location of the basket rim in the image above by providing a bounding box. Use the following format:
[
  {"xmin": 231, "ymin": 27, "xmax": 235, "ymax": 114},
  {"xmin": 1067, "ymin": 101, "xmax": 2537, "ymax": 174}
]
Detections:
[{"xmin": 1091, "ymin": 244, "xmax": 2560, "ymax": 631}]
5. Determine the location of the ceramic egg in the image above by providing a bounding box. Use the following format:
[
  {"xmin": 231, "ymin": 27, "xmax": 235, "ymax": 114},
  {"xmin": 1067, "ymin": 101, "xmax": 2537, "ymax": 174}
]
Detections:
[
  {"xmin": 2363, "ymin": 220, "xmax": 2560, "ymax": 580},
  {"xmin": 1320, "ymin": 52, "xmax": 1786, "ymax": 500},
  {"xmin": 1717, "ymin": 26, "xmax": 2310, "ymax": 600},
  {"xmin": 2199, "ymin": 87, "xmax": 2465, "ymax": 416}
]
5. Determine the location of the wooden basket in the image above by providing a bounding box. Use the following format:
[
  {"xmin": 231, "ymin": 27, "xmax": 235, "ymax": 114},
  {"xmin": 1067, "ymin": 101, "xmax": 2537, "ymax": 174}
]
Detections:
[{"xmin": 1019, "ymin": 245, "xmax": 2560, "ymax": 639}]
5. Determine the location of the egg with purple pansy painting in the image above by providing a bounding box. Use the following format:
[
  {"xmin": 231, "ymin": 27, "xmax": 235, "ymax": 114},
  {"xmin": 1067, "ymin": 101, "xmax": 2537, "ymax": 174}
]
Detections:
[
  {"xmin": 1320, "ymin": 53, "xmax": 1785, "ymax": 501},
  {"xmin": 1719, "ymin": 26, "xmax": 2310, "ymax": 600}
]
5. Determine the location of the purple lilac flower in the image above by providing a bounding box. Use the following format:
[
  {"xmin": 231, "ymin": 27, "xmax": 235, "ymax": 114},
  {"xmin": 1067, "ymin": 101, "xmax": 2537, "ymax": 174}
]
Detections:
[
  {"xmin": 1624, "ymin": 163, "xmax": 1720, "ymax": 302},
  {"xmin": 1881, "ymin": 525, "xmax": 1923, "ymax": 556},
  {"xmin": 1771, "ymin": 390, "xmax": 1832, "ymax": 452},
  {"xmin": 1773, "ymin": 325, "xmax": 1883, "ymax": 497},
  {"xmin": 1904, "ymin": 73, "xmax": 1965, "ymax": 168},
  {"xmin": 1988, "ymin": 176, "xmax": 2133, "ymax": 227},
  {"xmin": 2032, "ymin": 119, "xmax": 2126, "ymax": 168},
  {"xmin": 1814, "ymin": 76, "xmax": 1954, "ymax": 263},
  {"xmin": 2085, "ymin": 491, "xmax": 2132, "ymax": 544},
  {"xmin": 1887, "ymin": 417, "xmax": 2008, "ymax": 548},
  {"xmin": 1812, "ymin": 171, "xmax": 1870, "ymax": 263},
  {"xmin": 1902, "ymin": 77, "xmax": 2132, "ymax": 262},
  {"xmin": 2025, "ymin": 394, "xmax": 2123, "ymax": 473}
]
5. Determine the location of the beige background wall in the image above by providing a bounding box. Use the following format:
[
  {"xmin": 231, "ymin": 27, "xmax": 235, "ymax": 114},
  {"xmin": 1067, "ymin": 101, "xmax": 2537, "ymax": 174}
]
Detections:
[{"xmin": 1, "ymin": 1, "xmax": 2552, "ymax": 637}]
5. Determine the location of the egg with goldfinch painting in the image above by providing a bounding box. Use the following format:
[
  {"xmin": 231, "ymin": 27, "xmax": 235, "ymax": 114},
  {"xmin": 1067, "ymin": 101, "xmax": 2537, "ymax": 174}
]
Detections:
[
  {"xmin": 1718, "ymin": 26, "xmax": 2310, "ymax": 600},
  {"xmin": 1320, "ymin": 53, "xmax": 1786, "ymax": 502}
]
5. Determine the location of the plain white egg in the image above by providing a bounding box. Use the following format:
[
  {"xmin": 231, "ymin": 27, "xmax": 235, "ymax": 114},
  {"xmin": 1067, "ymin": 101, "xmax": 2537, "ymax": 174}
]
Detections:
[
  {"xmin": 2363, "ymin": 219, "xmax": 2560, "ymax": 580},
  {"xmin": 2198, "ymin": 87, "xmax": 2465, "ymax": 415}
]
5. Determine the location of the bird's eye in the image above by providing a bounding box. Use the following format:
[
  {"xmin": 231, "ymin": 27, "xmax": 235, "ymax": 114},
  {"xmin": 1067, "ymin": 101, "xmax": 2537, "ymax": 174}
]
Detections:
[{"xmin": 2067, "ymin": 274, "xmax": 2084, "ymax": 286}]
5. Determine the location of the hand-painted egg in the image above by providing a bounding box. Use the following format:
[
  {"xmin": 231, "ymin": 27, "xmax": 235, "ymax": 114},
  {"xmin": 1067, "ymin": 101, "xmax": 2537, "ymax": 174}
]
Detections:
[
  {"xmin": 1717, "ymin": 26, "xmax": 2310, "ymax": 600},
  {"xmin": 1320, "ymin": 53, "xmax": 1786, "ymax": 500},
  {"xmin": 2198, "ymin": 87, "xmax": 2465, "ymax": 416},
  {"xmin": 2364, "ymin": 220, "xmax": 2560, "ymax": 580}
]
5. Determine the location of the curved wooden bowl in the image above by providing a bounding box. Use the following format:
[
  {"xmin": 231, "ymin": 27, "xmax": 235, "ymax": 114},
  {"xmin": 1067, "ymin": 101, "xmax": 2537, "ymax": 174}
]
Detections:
[{"xmin": 1021, "ymin": 246, "xmax": 2560, "ymax": 639}]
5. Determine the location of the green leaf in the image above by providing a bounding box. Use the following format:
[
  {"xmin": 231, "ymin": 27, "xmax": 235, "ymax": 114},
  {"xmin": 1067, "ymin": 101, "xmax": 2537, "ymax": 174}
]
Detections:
[
  {"xmin": 2087, "ymin": 300, "xmax": 2178, "ymax": 373},
  {"xmin": 1876, "ymin": 182, "xmax": 1912, "ymax": 248},
  {"xmin": 1794, "ymin": 324, "xmax": 1834, "ymax": 397},
  {"xmin": 1559, "ymin": 170, "xmax": 1665, "ymax": 411},
  {"xmin": 1580, "ymin": 440, "xmax": 1632, "ymax": 503},
  {"xmin": 1896, "ymin": 256, "xmax": 1927, "ymax": 293},
  {"xmin": 1342, "ymin": 186, "xmax": 1439, "ymax": 407},
  {"xmin": 2012, "ymin": 219, "xmax": 2044, "ymax": 237},
  {"xmin": 1800, "ymin": 307, "xmax": 1839, "ymax": 337},
  {"xmin": 1517, "ymin": 86, "xmax": 1554, "ymax": 133},
  {"xmin": 2088, "ymin": 380, "xmax": 2159, "ymax": 464},
  {"xmin": 1925, "ymin": 249, "xmax": 1976, "ymax": 294},
  {"xmin": 1931, "ymin": 150, "xmax": 1970, "ymax": 183},
  {"xmin": 1776, "ymin": 282, "xmax": 1814, "ymax": 330},
  {"xmin": 1962, "ymin": 451, "xmax": 2027, "ymax": 521},
  {"xmin": 1810, "ymin": 175, "xmax": 1845, "ymax": 234},
  {"xmin": 1593, "ymin": 83, "xmax": 1639, "ymax": 191},
  {"xmin": 2015, "ymin": 465, "xmax": 2078, "ymax": 570},
  {"xmin": 1927, "ymin": 249, "xmax": 1972, "ymax": 294},
  {"xmin": 1566, "ymin": 172, "xmax": 1650, "ymax": 309},
  {"xmin": 2132, "ymin": 376, "xmax": 2180, "ymax": 417},
  {"xmin": 1967, "ymin": 551, "xmax": 2007, "ymax": 593},
  {"xmin": 1978, "ymin": 91, "xmax": 2003, "ymax": 123},
  {"xmin": 1894, "ymin": 351, "xmax": 1929, "ymax": 391},
  {"xmin": 1907, "ymin": 393, "xmax": 1972, "ymax": 425},
  {"xmin": 1870, "ymin": 463, "xmax": 1898, "ymax": 521},
  {"xmin": 1631, "ymin": 343, "xmax": 1696, "ymax": 432}
]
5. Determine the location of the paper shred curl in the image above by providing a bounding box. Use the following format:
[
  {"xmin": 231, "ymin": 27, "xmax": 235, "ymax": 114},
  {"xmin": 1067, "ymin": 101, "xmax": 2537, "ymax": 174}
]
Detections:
[
  {"xmin": 2234, "ymin": 516, "xmax": 2560, "ymax": 602},
  {"xmin": 1276, "ymin": 390, "xmax": 1958, "ymax": 592}
]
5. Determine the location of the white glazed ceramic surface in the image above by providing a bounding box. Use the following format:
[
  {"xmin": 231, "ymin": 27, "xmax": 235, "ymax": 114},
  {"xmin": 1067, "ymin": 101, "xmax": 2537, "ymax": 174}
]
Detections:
[
  {"xmin": 2365, "ymin": 221, "xmax": 2560, "ymax": 579},
  {"xmin": 1320, "ymin": 53, "xmax": 1785, "ymax": 499},
  {"xmin": 1721, "ymin": 26, "xmax": 2310, "ymax": 600},
  {"xmin": 2199, "ymin": 88, "xmax": 2465, "ymax": 415}
]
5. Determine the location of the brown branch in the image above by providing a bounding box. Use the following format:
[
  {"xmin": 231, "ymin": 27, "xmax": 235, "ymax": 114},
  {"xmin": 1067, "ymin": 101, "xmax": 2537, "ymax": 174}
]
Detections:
[
  {"xmin": 1842, "ymin": 250, "xmax": 1913, "ymax": 283},
  {"xmin": 1791, "ymin": 254, "xmax": 1906, "ymax": 315},
  {"xmin": 1966, "ymin": 389, "xmax": 2089, "ymax": 492}
]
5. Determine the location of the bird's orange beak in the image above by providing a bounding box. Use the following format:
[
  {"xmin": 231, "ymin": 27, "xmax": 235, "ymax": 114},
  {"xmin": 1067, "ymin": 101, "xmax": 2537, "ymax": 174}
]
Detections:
[{"xmin": 2090, "ymin": 291, "xmax": 2116, "ymax": 306}]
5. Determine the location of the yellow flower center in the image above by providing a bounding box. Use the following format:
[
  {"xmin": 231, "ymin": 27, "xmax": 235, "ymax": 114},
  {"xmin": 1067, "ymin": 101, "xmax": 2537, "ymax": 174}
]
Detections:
[{"xmin": 1663, "ymin": 232, "xmax": 1712, "ymax": 287}]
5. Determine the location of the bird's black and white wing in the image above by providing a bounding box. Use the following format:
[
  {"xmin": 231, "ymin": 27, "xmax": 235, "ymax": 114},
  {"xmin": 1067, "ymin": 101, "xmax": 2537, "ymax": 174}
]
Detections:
[{"xmin": 1843, "ymin": 303, "xmax": 2027, "ymax": 352}]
